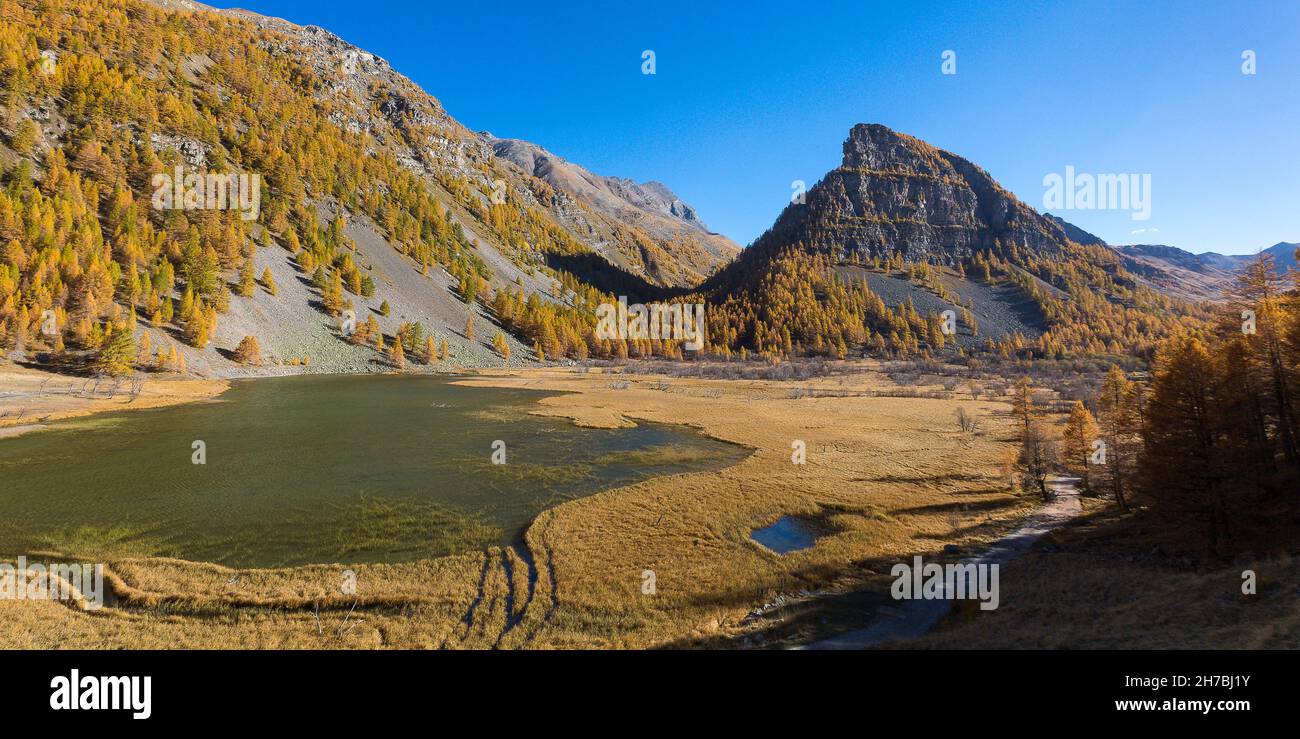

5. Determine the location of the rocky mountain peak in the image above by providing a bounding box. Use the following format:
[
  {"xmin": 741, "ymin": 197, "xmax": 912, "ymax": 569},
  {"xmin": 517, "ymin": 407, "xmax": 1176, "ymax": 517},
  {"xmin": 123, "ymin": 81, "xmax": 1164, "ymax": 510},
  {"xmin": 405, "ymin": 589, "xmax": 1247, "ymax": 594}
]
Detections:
[
  {"xmin": 733, "ymin": 123, "xmax": 1068, "ymax": 271},
  {"xmin": 841, "ymin": 123, "xmax": 950, "ymax": 176}
]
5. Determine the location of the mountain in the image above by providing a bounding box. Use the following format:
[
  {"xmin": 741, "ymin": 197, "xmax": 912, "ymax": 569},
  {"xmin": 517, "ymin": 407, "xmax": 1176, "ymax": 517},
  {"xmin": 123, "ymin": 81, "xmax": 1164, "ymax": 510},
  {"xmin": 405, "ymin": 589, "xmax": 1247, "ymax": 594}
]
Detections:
[
  {"xmin": 0, "ymin": 2, "xmax": 1235, "ymax": 370},
  {"xmin": 200, "ymin": 1, "xmax": 736, "ymax": 289},
  {"xmin": 698, "ymin": 123, "xmax": 1201, "ymax": 359},
  {"xmin": 725, "ymin": 123, "xmax": 1080, "ymax": 269},
  {"xmin": 1125, "ymin": 242, "xmax": 1297, "ymax": 276},
  {"xmin": 1110, "ymin": 242, "xmax": 1297, "ymax": 302},
  {"xmin": 1044, "ymin": 214, "xmax": 1105, "ymax": 246},
  {"xmin": 1203, "ymin": 242, "xmax": 1297, "ymax": 276},
  {"xmin": 485, "ymin": 134, "xmax": 738, "ymax": 286},
  {"xmin": 0, "ymin": 0, "xmax": 739, "ymax": 375},
  {"xmin": 1257, "ymin": 241, "xmax": 1299, "ymax": 274},
  {"xmin": 1111, "ymin": 244, "xmax": 1240, "ymax": 302}
]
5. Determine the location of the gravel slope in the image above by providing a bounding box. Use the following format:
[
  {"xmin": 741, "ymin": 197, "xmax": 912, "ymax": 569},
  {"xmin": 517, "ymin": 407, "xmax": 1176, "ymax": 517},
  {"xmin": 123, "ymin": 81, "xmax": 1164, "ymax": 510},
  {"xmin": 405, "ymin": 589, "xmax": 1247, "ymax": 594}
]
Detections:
[
  {"xmin": 835, "ymin": 266, "xmax": 1045, "ymax": 347},
  {"xmin": 138, "ymin": 211, "xmax": 542, "ymax": 380}
]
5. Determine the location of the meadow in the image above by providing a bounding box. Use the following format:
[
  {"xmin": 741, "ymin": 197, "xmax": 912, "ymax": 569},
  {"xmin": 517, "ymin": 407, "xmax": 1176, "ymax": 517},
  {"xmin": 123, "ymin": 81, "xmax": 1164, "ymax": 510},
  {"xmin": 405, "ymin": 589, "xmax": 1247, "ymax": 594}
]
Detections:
[{"xmin": 0, "ymin": 361, "xmax": 1037, "ymax": 649}]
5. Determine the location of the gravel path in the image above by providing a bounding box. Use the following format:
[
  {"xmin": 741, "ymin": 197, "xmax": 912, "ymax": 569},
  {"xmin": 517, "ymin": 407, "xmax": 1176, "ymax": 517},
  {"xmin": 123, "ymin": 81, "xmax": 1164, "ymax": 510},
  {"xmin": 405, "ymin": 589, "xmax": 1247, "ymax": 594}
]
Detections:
[{"xmin": 802, "ymin": 475, "xmax": 1082, "ymax": 650}]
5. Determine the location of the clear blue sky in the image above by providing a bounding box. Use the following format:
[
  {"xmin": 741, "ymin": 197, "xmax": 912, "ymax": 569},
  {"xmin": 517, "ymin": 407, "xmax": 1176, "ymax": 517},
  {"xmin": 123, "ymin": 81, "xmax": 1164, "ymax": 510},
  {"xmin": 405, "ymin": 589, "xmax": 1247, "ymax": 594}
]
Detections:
[{"xmin": 213, "ymin": 0, "xmax": 1298, "ymax": 254}]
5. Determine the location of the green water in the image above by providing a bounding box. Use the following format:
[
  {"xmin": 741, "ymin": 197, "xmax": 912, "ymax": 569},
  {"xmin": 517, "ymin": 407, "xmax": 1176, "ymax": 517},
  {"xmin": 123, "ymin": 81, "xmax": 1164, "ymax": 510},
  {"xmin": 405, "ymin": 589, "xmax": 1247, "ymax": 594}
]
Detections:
[{"xmin": 0, "ymin": 375, "xmax": 747, "ymax": 568}]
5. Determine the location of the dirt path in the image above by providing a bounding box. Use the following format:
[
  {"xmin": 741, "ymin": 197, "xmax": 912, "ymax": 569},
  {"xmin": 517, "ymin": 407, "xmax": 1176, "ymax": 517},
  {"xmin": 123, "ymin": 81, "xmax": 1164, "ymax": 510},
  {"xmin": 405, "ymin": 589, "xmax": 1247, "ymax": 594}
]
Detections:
[{"xmin": 804, "ymin": 475, "xmax": 1082, "ymax": 650}]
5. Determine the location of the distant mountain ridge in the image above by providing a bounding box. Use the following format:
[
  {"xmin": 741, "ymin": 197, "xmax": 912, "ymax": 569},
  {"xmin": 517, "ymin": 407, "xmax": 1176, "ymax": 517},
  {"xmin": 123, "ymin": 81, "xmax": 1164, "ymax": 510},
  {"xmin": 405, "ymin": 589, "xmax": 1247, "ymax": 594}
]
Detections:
[
  {"xmin": 486, "ymin": 136, "xmax": 710, "ymax": 231},
  {"xmin": 1111, "ymin": 242, "xmax": 1296, "ymax": 302},
  {"xmin": 1098, "ymin": 240, "xmax": 1295, "ymax": 275},
  {"xmin": 1196, "ymin": 241, "xmax": 1293, "ymax": 273},
  {"xmin": 485, "ymin": 134, "xmax": 739, "ymax": 286}
]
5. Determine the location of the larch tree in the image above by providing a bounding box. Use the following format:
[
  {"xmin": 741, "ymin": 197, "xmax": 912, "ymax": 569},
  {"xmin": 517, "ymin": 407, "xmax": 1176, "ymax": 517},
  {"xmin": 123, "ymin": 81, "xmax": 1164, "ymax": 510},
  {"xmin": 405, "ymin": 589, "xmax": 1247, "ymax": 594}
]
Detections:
[
  {"xmin": 1096, "ymin": 365, "xmax": 1138, "ymax": 511},
  {"xmin": 492, "ymin": 330, "xmax": 510, "ymax": 360},
  {"xmin": 390, "ymin": 336, "xmax": 405, "ymax": 369},
  {"xmin": 1011, "ymin": 377, "xmax": 1034, "ymax": 436},
  {"xmin": 236, "ymin": 260, "xmax": 256, "ymax": 297},
  {"xmin": 94, "ymin": 326, "xmax": 135, "ymax": 377},
  {"xmin": 1017, "ymin": 420, "xmax": 1054, "ymax": 500},
  {"xmin": 233, "ymin": 335, "xmax": 261, "ymax": 365},
  {"xmin": 1228, "ymin": 254, "xmax": 1298, "ymax": 467},
  {"xmin": 1061, "ymin": 400, "xmax": 1100, "ymax": 493},
  {"xmin": 1138, "ymin": 334, "xmax": 1232, "ymax": 555}
]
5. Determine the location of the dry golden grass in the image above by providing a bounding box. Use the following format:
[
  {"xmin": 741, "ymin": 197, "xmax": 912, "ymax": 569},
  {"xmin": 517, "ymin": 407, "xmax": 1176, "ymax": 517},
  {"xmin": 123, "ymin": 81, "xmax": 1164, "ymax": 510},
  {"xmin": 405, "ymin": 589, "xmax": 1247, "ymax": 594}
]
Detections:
[
  {"xmin": 0, "ymin": 361, "xmax": 1036, "ymax": 649},
  {"xmin": 0, "ymin": 364, "xmax": 226, "ymax": 437},
  {"xmin": 907, "ymin": 505, "xmax": 1300, "ymax": 649}
]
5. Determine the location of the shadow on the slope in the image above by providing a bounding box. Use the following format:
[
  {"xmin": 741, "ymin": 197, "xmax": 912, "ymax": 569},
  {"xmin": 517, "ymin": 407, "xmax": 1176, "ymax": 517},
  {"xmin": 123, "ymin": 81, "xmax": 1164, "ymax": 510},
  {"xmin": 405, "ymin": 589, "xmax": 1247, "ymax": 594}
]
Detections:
[{"xmin": 544, "ymin": 252, "xmax": 676, "ymax": 303}]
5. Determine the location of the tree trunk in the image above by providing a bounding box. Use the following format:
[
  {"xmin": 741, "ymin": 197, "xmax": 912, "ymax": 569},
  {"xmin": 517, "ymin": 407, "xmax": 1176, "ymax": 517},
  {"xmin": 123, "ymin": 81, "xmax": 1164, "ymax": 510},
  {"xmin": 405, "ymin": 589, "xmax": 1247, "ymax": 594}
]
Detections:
[{"xmin": 1267, "ymin": 346, "xmax": 1299, "ymax": 468}]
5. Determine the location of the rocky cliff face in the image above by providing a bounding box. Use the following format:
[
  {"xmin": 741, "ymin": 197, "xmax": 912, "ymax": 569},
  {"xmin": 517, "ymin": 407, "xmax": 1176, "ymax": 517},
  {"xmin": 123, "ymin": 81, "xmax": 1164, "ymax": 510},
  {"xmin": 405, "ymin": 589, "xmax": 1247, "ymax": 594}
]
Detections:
[{"xmin": 741, "ymin": 123, "xmax": 1073, "ymax": 267}]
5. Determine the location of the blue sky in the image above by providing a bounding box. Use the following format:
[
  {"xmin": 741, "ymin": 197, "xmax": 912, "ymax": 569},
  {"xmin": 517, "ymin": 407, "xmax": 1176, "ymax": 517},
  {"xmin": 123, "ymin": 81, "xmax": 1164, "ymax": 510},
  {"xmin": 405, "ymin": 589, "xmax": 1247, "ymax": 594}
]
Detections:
[{"xmin": 213, "ymin": 0, "xmax": 1298, "ymax": 254}]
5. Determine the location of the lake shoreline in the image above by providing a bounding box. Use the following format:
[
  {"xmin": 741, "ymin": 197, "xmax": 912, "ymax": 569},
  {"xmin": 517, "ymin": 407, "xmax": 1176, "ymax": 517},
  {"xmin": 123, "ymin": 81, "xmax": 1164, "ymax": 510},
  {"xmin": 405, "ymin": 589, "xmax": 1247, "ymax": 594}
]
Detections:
[
  {"xmin": 1, "ymin": 372, "xmax": 749, "ymax": 569},
  {"xmin": 1, "ymin": 361, "xmax": 1039, "ymax": 649},
  {"xmin": 0, "ymin": 364, "xmax": 230, "ymax": 438},
  {"xmin": 0, "ymin": 362, "xmax": 555, "ymax": 438}
]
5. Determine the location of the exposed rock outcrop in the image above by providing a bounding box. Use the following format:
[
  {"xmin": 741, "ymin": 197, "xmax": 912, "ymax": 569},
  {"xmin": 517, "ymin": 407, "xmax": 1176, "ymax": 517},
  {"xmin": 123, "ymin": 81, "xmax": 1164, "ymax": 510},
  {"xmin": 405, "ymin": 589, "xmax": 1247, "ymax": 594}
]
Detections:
[{"xmin": 737, "ymin": 123, "xmax": 1074, "ymax": 268}]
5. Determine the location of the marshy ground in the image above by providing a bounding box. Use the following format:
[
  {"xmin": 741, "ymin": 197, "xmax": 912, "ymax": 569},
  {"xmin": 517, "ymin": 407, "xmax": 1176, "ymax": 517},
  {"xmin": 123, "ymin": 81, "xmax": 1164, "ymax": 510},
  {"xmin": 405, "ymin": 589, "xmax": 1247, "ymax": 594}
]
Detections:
[{"xmin": 1, "ymin": 360, "xmax": 1042, "ymax": 648}]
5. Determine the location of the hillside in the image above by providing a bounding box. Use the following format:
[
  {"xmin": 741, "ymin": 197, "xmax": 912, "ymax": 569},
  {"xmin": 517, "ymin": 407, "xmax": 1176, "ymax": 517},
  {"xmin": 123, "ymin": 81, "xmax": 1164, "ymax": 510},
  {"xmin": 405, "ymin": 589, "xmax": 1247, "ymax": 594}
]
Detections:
[
  {"xmin": 208, "ymin": 2, "xmax": 739, "ymax": 291},
  {"xmin": 695, "ymin": 123, "xmax": 1207, "ymax": 360},
  {"xmin": 1111, "ymin": 242, "xmax": 1297, "ymax": 302},
  {"xmin": 0, "ymin": 0, "xmax": 736, "ymax": 376},
  {"xmin": 1111, "ymin": 244, "xmax": 1241, "ymax": 303},
  {"xmin": 0, "ymin": 1, "xmax": 1243, "ymax": 376},
  {"xmin": 486, "ymin": 134, "xmax": 738, "ymax": 287}
]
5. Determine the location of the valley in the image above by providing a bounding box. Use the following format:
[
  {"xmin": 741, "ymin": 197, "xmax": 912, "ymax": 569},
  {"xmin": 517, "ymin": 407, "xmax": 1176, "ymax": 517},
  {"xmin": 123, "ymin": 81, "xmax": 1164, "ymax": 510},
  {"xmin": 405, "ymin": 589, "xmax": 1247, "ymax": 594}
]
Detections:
[{"xmin": 0, "ymin": 0, "xmax": 1296, "ymax": 654}]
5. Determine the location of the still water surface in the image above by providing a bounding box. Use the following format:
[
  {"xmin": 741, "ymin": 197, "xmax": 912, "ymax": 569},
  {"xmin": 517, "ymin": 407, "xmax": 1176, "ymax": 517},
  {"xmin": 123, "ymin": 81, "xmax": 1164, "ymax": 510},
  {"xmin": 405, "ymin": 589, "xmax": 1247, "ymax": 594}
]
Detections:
[{"xmin": 0, "ymin": 375, "xmax": 746, "ymax": 568}]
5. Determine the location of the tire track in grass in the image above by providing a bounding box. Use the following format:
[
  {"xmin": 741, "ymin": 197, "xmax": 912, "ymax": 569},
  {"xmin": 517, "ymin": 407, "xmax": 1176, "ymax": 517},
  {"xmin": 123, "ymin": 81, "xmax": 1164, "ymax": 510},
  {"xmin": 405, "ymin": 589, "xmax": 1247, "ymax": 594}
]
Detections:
[
  {"xmin": 494, "ymin": 543, "xmax": 535, "ymax": 648},
  {"xmin": 519, "ymin": 536, "xmax": 561, "ymax": 646},
  {"xmin": 474, "ymin": 562, "xmax": 506, "ymax": 645},
  {"xmin": 459, "ymin": 552, "xmax": 492, "ymax": 641}
]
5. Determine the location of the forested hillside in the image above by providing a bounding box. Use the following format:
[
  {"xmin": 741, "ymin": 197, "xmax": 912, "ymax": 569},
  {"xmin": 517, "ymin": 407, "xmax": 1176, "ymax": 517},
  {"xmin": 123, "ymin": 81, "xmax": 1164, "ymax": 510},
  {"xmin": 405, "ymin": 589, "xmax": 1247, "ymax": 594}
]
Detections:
[
  {"xmin": 0, "ymin": 0, "xmax": 1254, "ymax": 377},
  {"xmin": 692, "ymin": 124, "xmax": 1215, "ymax": 362},
  {"xmin": 0, "ymin": 0, "xmax": 727, "ymax": 375}
]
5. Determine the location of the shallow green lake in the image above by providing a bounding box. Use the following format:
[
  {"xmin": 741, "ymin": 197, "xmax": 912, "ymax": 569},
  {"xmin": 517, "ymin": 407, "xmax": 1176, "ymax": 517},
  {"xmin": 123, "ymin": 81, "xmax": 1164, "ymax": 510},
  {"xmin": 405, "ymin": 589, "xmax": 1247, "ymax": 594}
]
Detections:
[{"xmin": 0, "ymin": 374, "xmax": 746, "ymax": 568}]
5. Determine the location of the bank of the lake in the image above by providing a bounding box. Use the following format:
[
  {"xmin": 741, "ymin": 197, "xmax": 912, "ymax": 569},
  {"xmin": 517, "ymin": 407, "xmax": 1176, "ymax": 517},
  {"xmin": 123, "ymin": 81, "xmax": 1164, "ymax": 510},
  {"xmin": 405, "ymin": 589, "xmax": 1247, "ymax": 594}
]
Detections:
[
  {"xmin": 0, "ymin": 365, "xmax": 228, "ymax": 438},
  {"xmin": 0, "ymin": 362, "xmax": 1035, "ymax": 649}
]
